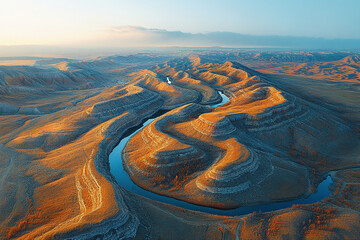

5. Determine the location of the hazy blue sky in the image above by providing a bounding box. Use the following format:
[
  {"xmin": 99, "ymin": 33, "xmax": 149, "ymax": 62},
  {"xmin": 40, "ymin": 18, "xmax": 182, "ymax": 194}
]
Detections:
[{"xmin": 1, "ymin": 0, "xmax": 360, "ymax": 47}]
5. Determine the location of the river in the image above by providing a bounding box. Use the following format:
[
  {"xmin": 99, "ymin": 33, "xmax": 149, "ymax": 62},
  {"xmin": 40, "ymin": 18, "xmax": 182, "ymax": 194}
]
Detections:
[{"xmin": 109, "ymin": 91, "xmax": 333, "ymax": 216}]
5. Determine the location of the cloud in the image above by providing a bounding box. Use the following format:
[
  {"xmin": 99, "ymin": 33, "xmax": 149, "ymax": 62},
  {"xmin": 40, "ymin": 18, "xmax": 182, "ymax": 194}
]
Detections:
[
  {"xmin": 95, "ymin": 26, "xmax": 204, "ymax": 47},
  {"xmin": 1, "ymin": 26, "xmax": 359, "ymax": 58},
  {"xmin": 93, "ymin": 26, "xmax": 360, "ymax": 49}
]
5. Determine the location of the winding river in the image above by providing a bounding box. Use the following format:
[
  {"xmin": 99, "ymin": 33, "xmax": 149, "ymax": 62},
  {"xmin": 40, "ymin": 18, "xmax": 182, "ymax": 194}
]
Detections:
[{"xmin": 109, "ymin": 91, "xmax": 333, "ymax": 216}]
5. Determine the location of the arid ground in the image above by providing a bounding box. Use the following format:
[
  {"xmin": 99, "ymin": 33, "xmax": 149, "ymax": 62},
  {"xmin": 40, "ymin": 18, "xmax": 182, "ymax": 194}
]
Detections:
[{"xmin": 0, "ymin": 50, "xmax": 360, "ymax": 239}]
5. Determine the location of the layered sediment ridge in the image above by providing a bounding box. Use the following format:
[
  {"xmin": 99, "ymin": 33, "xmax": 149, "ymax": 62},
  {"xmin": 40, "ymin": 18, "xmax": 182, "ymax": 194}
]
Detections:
[
  {"xmin": 123, "ymin": 57, "xmax": 359, "ymax": 209},
  {"xmin": 1, "ymin": 53, "xmax": 360, "ymax": 239},
  {"xmin": 129, "ymin": 69, "xmax": 200, "ymax": 109},
  {"xmin": 88, "ymin": 85, "xmax": 163, "ymax": 118},
  {"xmin": 0, "ymin": 65, "xmax": 105, "ymax": 90},
  {"xmin": 7, "ymin": 85, "xmax": 164, "ymax": 150},
  {"xmin": 0, "ymin": 81, "xmax": 169, "ymax": 238},
  {"xmin": 194, "ymin": 139, "xmax": 260, "ymax": 194},
  {"xmin": 190, "ymin": 115, "xmax": 237, "ymax": 137},
  {"xmin": 170, "ymin": 71, "xmax": 221, "ymax": 105}
]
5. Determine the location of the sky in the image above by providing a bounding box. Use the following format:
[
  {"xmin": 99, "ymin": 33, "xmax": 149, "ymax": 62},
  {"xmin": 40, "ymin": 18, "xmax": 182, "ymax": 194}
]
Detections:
[{"xmin": 1, "ymin": 0, "xmax": 360, "ymax": 49}]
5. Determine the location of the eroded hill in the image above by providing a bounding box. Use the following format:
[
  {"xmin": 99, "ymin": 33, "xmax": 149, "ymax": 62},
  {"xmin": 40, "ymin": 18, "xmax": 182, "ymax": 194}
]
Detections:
[
  {"xmin": 123, "ymin": 57, "xmax": 359, "ymax": 209},
  {"xmin": 0, "ymin": 52, "xmax": 359, "ymax": 239}
]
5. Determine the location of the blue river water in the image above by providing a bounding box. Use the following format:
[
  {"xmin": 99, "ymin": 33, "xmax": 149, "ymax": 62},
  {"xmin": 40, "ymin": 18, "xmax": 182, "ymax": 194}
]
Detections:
[{"xmin": 109, "ymin": 91, "xmax": 333, "ymax": 216}]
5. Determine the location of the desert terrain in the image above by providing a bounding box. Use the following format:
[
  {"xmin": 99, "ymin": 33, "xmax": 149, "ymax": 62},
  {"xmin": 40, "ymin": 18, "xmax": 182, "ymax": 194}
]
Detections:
[{"xmin": 0, "ymin": 50, "xmax": 359, "ymax": 239}]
